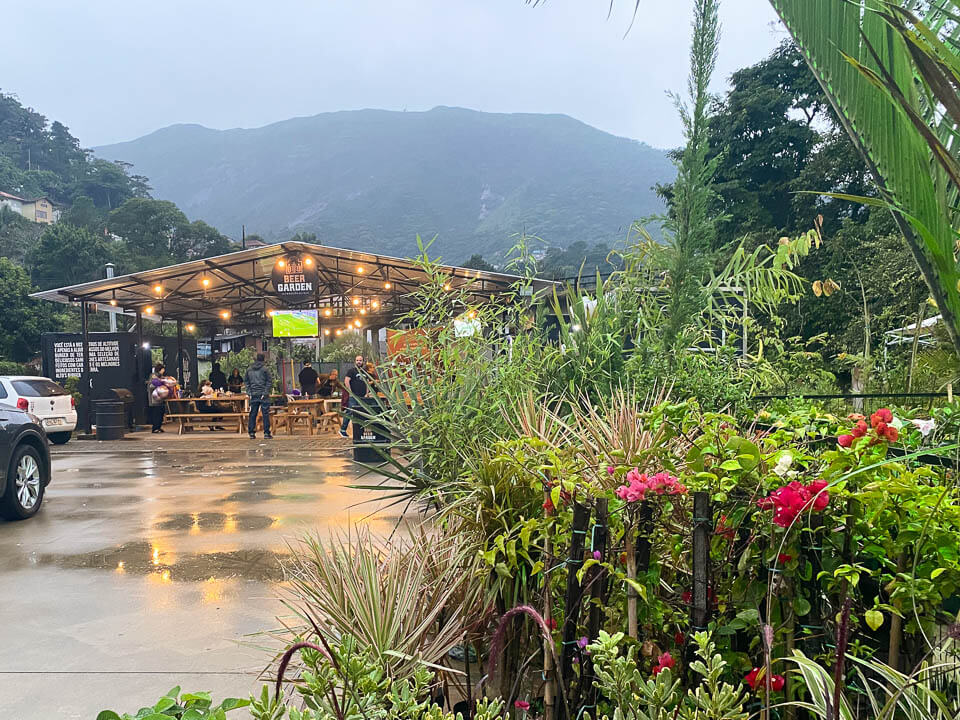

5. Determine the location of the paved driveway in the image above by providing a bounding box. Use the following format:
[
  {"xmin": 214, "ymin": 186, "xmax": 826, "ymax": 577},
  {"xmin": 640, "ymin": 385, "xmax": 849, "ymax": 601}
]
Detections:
[{"xmin": 0, "ymin": 433, "xmax": 405, "ymax": 719}]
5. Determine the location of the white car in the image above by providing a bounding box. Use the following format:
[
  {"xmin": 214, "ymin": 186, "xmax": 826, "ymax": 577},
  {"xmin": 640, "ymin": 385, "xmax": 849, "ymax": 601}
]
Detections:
[{"xmin": 0, "ymin": 376, "xmax": 77, "ymax": 444}]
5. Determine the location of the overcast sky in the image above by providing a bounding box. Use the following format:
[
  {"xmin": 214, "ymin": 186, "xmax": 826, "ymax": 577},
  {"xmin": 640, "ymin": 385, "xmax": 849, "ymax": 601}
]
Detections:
[{"xmin": 1, "ymin": 0, "xmax": 785, "ymax": 149}]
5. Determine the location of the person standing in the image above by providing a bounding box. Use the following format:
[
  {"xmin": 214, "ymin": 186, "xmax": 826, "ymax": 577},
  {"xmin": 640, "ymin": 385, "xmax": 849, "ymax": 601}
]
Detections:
[
  {"xmin": 244, "ymin": 353, "xmax": 274, "ymax": 439},
  {"xmin": 147, "ymin": 363, "xmax": 168, "ymax": 433},
  {"xmin": 209, "ymin": 362, "xmax": 228, "ymax": 392},
  {"xmin": 298, "ymin": 361, "xmax": 319, "ymax": 397},
  {"xmin": 318, "ymin": 368, "xmax": 338, "ymax": 397},
  {"xmin": 339, "ymin": 355, "xmax": 368, "ymax": 438}
]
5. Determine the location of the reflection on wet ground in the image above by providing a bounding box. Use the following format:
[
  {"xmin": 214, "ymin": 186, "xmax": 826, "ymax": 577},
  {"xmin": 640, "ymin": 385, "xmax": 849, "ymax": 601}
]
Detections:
[{"xmin": 0, "ymin": 433, "xmax": 411, "ymax": 719}]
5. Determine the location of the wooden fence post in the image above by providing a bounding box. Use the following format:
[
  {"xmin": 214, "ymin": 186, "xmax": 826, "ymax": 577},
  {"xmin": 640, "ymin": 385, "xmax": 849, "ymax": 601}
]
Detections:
[
  {"xmin": 559, "ymin": 502, "xmax": 590, "ymax": 720},
  {"xmin": 627, "ymin": 501, "xmax": 653, "ymax": 640},
  {"xmin": 688, "ymin": 492, "xmax": 712, "ymax": 676},
  {"xmin": 582, "ymin": 498, "xmax": 609, "ymax": 712}
]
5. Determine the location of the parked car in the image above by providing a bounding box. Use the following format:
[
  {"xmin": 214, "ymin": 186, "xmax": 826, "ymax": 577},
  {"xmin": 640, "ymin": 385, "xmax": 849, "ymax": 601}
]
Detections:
[
  {"xmin": 0, "ymin": 404, "xmax": 50, "ymax": 519},
  {"xmin": 0, "ymin": 376, "xmax": 77, "ymax": 444}
]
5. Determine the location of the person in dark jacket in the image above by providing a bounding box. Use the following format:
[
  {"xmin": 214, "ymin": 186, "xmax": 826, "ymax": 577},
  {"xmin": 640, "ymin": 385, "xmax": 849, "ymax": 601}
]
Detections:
[
  {"xmin": 298, "ymin": 361, "xmax": 319, "ymax": 397},
  {"xmin": 209, "ymin": 362, "xmax": 228, "ymax": 392},
  {"xmin": 244, "ymin": 353, "xmax": 273, "ymax": 439},
  {"xmin": 227, "ymin": 368, "xmax": 243, "ymax": 394}
]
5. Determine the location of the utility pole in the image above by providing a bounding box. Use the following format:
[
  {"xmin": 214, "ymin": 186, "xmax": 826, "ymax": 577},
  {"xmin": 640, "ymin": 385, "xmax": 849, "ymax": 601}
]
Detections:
[
  {"xmin": 242, "ymin": 225, "xmax": 246, "ymax": 250},
  {"xmin": 105, "ymin": 263, "xmax": 117, "ymax": 332}
]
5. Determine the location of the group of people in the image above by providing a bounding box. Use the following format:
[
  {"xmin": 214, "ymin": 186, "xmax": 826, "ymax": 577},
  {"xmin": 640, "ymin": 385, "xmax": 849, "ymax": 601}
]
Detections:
[{"xmin": 146, "ymin": 355, "xmax": 378, "ymax": 439}]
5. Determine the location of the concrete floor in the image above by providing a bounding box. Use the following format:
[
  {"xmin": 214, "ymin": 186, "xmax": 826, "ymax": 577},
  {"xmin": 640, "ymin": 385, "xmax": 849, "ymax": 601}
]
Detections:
[{"xmin": 0, "ymin": 431, "xmax": 408, "ymax": 718}]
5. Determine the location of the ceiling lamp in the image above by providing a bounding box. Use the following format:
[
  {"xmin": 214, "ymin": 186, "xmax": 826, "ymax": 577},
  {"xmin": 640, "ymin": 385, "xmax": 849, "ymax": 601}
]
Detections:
[{"xmin": 109, "ymin": 299, "xmax": 118, "ymax": 306}]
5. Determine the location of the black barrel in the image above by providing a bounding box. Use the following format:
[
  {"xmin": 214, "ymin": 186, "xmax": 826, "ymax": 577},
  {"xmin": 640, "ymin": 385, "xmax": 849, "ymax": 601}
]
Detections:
[{"xmin": 95, "ymin": 400, "xmax": 126, "ymax": 441}]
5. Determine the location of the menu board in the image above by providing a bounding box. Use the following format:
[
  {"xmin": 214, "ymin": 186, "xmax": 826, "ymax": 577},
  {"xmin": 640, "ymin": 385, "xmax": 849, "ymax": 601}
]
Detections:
[{"xmin": 52, "ymin": 340, "xmax": 121, "ymax": 378}]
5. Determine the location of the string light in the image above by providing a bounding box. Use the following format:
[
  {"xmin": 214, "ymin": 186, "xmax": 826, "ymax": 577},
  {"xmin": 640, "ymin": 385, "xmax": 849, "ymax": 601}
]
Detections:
[
  {"xmin": 335, "ymin": 329, "xmax": 342, "ymax": 336},
  {"xmin": 354, "ymin": 320, "xmax": 362, "ymax": 328},
  {"xmin": 304, "ymin": 257, "xmax": 313, "ymax": 266},
  {"xmin": 443, "ymin": 283, "xmax": 451, "ymax": 291},
  {"xmin": 324, "ymin": 309, "xmax": 332, "ymax": 317},
  {"xmin": 352, "ymin": 297, "xmax": 360, "ymax": 306},
  {"xmin": 324, "ymin": 329, "xmax": 330, "ymax": 336},
  {"xmin": 277, "ymin": 259, "xmax": 286, "ymax": 268},
  {"xmin": 356, "ymin": 266, "xmax": 364, "ymax": 274},
  {"xmin": 266, "ymin": 310, "xmax": 274, "ymax": 317},
  {"xmin": 384, "ymin": 282, "xmax": 392, "ymax": 290},
  {"xmin": 202, "ymin": 277, "xmax": 210, "ymax": 287},
  {"xmin": 221, "ymin": 310, "xmax": 231, "ymax": 320},
  {"xmin": 371, "ymin": 300, "xmax": 379, "ymax": 309},
  {"xmin": 360, "ymin": 308, "xmax": 366, "ymax": 315},
  {"xmin": 154, "ymin": 284, "xmax": 163, "ymax": 294},
  {"xmin": 186, "ymin": 324, "xmax": 195, "ymax": 332},
  {"xmin": 109, "ymin": 299, "xmax": 118, "ymax": 306},
  {"xmin": 145, "ymin": 306, "xmax": 154, "ymax": 315}
]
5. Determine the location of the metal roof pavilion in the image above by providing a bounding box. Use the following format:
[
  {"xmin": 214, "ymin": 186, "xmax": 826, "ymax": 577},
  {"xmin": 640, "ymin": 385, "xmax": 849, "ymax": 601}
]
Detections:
[{"xmin": 31, "ymin": 241, "xmax": 555, "ymax": 330}]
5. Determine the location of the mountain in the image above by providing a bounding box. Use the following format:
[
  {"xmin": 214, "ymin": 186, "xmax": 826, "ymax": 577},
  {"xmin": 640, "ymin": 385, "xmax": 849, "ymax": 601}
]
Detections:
[{"xmin": 95, "ymin": 106, "xmax": 673, "ymax": 262}]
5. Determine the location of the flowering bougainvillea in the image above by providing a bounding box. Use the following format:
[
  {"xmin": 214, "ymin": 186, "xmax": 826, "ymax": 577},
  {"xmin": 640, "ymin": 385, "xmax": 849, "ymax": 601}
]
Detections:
[
  {"xmin": 744, "ymin": 667, "xmax": 785, "ymax": 692},
  {"xmin": 838, "ymin": 407, "xmax": 899, "ymax": 446},
  {"xmin": 616, "ymin": 470, "xmax": 688, "ymax": 502},
  {"xmin": 757, "ymin": 479, "xmax": 829, "ymax": 527},
  {"xmin": 652, "ymin": 651, "xmax": 675, "ymax": 675}
]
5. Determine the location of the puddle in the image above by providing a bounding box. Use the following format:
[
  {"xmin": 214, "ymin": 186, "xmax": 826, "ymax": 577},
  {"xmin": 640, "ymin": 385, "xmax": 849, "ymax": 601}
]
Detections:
[
  {"xmin": 154, "ymin": 512, "xmax": 277, "ymax": 531},
  {"xmin": 36, "ymin": 540, "xmax": 287, "ymax": 582}
]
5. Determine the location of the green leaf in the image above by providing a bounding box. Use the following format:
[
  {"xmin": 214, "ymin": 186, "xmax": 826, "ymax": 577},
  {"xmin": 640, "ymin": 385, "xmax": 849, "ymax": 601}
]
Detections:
[
  {"xmin": 932, "ymin": 567, "xmax": 947, "ymax": 579},
  {"xmin": 865, "ymin": 609, "xmax": 885, "ymax": 631},
  {"xmin": 96, "ymin": 713, "xmax": 122, "ymax": 720},
  {"xmin": 623, "ymin": 577, "xmax": 649, "ymax": 602},
  {"xmin": 794, "ymin": 596, "xmax": 812, "ymax": 617},
  {"xmin": 219, "ymin": 698, "xmax": 250, "ymax": 711},
  {"xmin": 719, "ymin": 459, "xmax": 742, "ymax": 471}
]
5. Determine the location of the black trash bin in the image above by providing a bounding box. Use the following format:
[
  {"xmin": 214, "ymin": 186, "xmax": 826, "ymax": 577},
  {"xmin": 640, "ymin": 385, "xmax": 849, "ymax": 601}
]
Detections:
[
  {"xmin": 352, "ymin": 397, "xmax": 389, "ymax": 463},
  {"xmin": 95, "ymin": 400, "xmax": 126, "ymax": 441}
]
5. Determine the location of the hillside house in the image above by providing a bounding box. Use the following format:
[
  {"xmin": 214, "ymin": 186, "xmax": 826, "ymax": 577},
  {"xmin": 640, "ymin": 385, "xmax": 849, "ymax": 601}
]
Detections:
[{"xmin": 0, "ymin": 191, "xmax": 61, "ymax": 224}]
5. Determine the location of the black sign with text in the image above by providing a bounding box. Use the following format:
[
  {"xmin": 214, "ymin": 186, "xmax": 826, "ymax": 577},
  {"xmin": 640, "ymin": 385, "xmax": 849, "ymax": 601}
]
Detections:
[{"xmin": 271, "ymin": 253, "xmax": 317, "ymax": 303}]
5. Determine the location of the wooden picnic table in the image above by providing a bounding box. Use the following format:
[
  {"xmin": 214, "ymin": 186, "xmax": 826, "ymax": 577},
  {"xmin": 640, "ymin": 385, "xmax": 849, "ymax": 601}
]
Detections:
[{"xmin": 162, "ymin": 397, "xmax": 247, "ymax": 435}]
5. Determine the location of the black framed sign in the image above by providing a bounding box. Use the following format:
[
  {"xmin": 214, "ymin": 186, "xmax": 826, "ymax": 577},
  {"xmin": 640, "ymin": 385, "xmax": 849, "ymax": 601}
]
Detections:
[{"xmin": 271, "ymin": 253, "xmax": 317, "ymax": 303}]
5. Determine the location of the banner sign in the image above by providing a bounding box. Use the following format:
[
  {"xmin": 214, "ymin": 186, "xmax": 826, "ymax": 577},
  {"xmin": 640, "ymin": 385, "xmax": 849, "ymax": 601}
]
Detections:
[{"xmin": 271, "ymin": 253, "xmax": 317, "ymax": 303}]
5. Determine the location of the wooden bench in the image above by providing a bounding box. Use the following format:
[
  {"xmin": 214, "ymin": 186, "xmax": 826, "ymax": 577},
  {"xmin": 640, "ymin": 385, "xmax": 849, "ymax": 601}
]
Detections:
[
  {"xmin": 271, "ymin": 408, "xmax": 317, "ymax": 435},
  {"xmin": 164, "ymin": 412, "xmax": 247, "ymax": 435}
]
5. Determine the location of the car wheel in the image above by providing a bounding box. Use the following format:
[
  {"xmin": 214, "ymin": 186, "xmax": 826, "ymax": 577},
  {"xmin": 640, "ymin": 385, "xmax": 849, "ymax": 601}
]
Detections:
[
  {"xmin": 48, "ymin": 431, "xmax": 71, "ymax": 445},
  {"xmin": 1, "ymin": 444, "xmax": 46, "ymax": 520}
]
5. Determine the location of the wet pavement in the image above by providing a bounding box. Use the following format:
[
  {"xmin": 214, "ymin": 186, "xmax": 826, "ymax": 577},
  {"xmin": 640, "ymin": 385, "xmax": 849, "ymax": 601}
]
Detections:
[{"xmin": 0, "ymin": 432, "xmax": 407, "ymax": 718}]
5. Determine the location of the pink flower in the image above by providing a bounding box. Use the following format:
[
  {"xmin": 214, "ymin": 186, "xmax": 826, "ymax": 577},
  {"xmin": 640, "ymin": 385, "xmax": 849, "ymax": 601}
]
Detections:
[
  {"xmin": 606, "ymin": 465, "xmax": 615, "ymax": 475},
  {"xmin": 852, "ymin": 420, "xmax": 868, "ymax": 438},
  {"xmin": 837, "ymin": 434, "xmax": 854, "ymax": 448},
  {"xmin": 514, "ymin": 700, "xmax": 530, "ymax": 711},
  {"xmin": 577, "ymin": 636, "xmax": 589, "ymax": 649},
  {"xmin": 652, "ymin": 651, "xmax": 675, "ymax": 675},
  {"xmin": 771, "ymin": 674, "xmax": 785, "ymax": 692},
  {"xmin": 745, "ymin": 667, "xmax": 761, "ymax": 690},
  {"xmin": 778, "ymin": 553, "xmax": 792, "ymax": 564},
  {"xmin": 807, "ymin": 479, "xmax": 830, "ymax": 511},
  {"xmin": 592, "ymin": 550, "xmax": 602, "ymax": 561}
]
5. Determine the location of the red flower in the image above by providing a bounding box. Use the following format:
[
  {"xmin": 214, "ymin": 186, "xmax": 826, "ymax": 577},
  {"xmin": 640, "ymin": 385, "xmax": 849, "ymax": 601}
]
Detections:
[
  {"xmin": 715, "ymin": 514, "xmax": 736, "ymax": 541},
  {"xmin": 681, "ymin": 590, "xmax": 692, "ymax": 604},
  {"xmin": 542, "ymin": 498, "xmax": 555, "ymax": 513},
  {"xmin": 674, "ymin": 631, "xmax": 685, "ymax": 645},
  {"xmin": 771, "ymin": 674, "xmax": 786, "ymax": 692},
  {"xmin": 807, "ymin": 479, "xmax": 830, "ymax": 511},
  {"xmin": 884, "ymin": 425, "xmax": 899, "ymax": 443},
  {"xmin": 559, "ymin": 490, "xmax": 572, "ymax": 505},
  {"xmin": 652, "ymin": 651, "xmax": 675, "ymax": 675},
  {"xmin": 745, "ymin": 667, "xmax": 762, "ymax": 690},
  {"xmin": 778, "ymin": 553, "xmax": 792, "ymax": 564},
  {"xmin": 852, "ymin": 420, "xmax": 868, "ymax": 438},
  {"xmin": 837, "ymin": 434, "xmax": 854, "ymax": 448},
  {"xmin": 848, "ymin": 413, "xmax": 866, "ymax": 422},
  {"xmin": 876, "ymin": 407, "xmax": 893, "ymax": 424},
  {"xmin": 514, "ymin": 700, "xmax": 530, "ymax": 711},
  {"xmin": 547, "ymin": 618, "xmax": 557, "ymax": 630}
]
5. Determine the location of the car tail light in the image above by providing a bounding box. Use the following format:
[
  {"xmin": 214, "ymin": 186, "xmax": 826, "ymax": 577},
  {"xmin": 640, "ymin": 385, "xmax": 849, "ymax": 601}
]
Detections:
[
  {"xmin": 16, "ymin": 398, "xmax": 29, "ymax": 411},
  {"xmin": 71, "ymin": 396, "xmax": 75, "ymax": 408}
]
